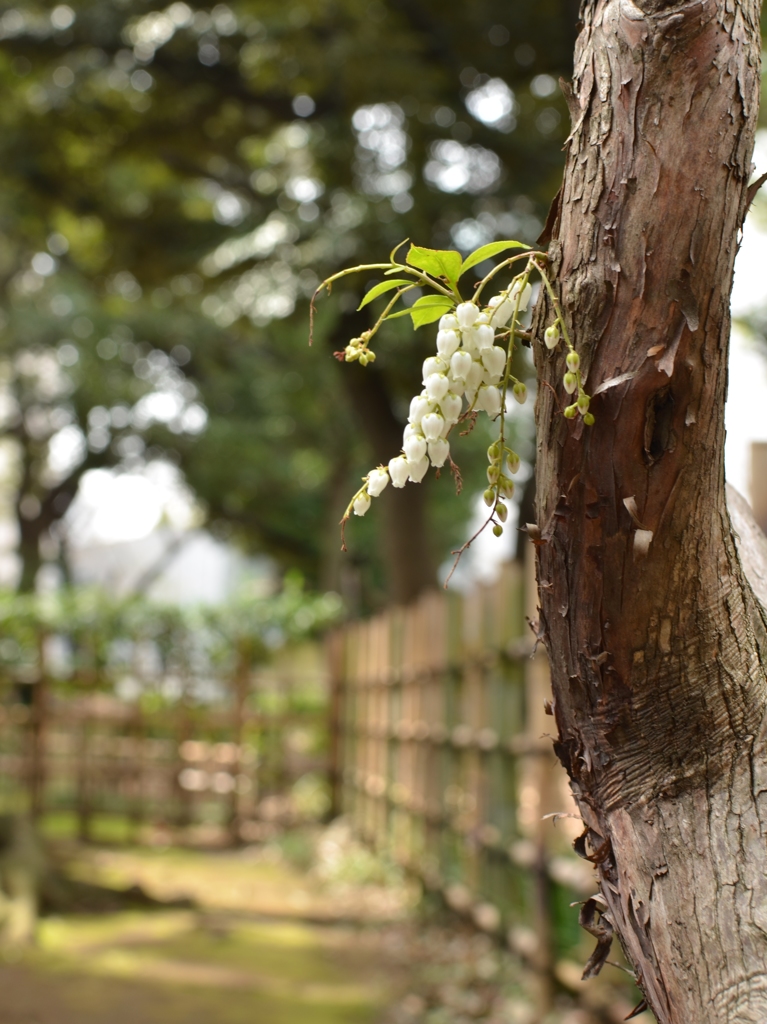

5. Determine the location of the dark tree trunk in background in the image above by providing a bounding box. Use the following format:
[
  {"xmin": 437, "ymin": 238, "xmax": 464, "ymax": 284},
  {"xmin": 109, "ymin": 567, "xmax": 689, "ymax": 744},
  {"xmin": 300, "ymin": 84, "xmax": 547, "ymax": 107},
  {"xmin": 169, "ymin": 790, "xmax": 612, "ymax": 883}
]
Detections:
[{"xmin": 533, "ymin": 1, "xmax": 767, "ymax": 1020}]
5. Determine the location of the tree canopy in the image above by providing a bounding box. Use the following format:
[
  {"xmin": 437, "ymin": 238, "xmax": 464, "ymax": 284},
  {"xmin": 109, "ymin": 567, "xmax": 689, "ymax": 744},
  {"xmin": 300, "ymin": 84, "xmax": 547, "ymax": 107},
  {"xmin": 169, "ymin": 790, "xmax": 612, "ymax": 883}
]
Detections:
[{"xmin": 0, "ymin": 0, "xmax": 579, "ymax": 602}]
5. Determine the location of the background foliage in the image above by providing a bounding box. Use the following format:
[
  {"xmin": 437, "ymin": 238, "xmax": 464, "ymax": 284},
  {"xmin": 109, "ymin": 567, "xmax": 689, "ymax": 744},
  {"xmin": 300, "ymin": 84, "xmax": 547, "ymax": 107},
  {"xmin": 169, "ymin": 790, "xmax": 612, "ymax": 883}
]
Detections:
[{"xmin": 1, "ymin": 0, "xmax": 580, "ymax": 606}]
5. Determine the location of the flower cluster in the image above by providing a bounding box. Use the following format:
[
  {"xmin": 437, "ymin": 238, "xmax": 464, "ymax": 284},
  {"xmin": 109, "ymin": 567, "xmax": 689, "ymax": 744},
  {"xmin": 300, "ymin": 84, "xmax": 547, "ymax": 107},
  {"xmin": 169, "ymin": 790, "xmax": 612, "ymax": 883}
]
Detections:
[
  {"xmin": 350, "ymin": 281, "xmax": 531, "ymax": 520},
  {"xmin": 542, "ymin": 318, "xmax": 593, "ymax": 425}
]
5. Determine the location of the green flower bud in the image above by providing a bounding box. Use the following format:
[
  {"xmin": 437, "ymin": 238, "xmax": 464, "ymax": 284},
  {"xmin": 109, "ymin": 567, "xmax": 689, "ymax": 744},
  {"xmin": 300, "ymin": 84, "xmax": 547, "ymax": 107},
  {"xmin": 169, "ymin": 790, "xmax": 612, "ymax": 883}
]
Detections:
[
  {"xmin": 483, "ymin": 488, "xmax": 495, "ymax": 507},
  {"xmin": 487, "ymin": 441, "xmax": 502, "ymax": 463},
  {"xmin": 493, "ymin": 523, "xmax": 503, "ymax": 537},
  {"xmin": 359, "ymin": 353, "xmax": 369, "ymax": 366},
  {"xmin": 577, "ymin": 393, "xmax": 590, "ymax": 413},
  {"xmin": 495, "ymin": 501, "xmax": 508, "ymax": 522},
  {"xmin": 487, "ymin": 465, "xmax": 500, "ymax": 483},
  {"xmin": 506, "ymin": 450, "xmax": 521, "ymax": 474},
  {"xmin": 498, "ymin": 476, "xmax": 514, "ymax": 498},
  {"xmin": 564, "ymin": 404, "xmax": 578, "ymax": 419},
  {"xmin": 563, "ymin": 372, "xmax": 577, "ymax": 395},
  {"xmin": 583, "ymin": 412, "xmax": 595, "ymax": 426},
  {"xmin": 512, "ymin": 382, "xmax": 527, "ymax": 405},
  {"xmin": 566, "ymin": 350, "xmax": 580, "ymax": 372}
]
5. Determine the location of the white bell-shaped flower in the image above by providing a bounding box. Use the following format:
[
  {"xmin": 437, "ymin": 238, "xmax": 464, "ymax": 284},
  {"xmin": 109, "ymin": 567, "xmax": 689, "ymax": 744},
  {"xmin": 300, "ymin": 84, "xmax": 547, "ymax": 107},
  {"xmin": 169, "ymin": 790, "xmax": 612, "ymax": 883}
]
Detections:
[
  {"xmin": 404, "ymin": 433, "xmax": 427, "ymax": 462},
  {"xmin": 440, "ymin": 391, "xmax": 462, "ymax": 422},
  {"xmin": 428, "ymin": 438, "xmax": 450, "ymax": 468},
  {"xmin": 482, "ymin": 367, "xmax": 502, "ymax": 387},
  {"xmin": 353, "ymin": 492, "xmax": 371, "ymax": 516},
  {"xmin": 388, "ymin": 456, "xmax": 409, "ymax": 488},
  {"xmin": 439, "ymin": 313, "xmax": 459, "ymax": 331},
  {"xmin": 436, "ymin": 329, "xmax": 460, "ymax": 359},
  {"xmin": 367, "ymin": 468, "xmax": 389, "ymax": 497},
  {"xmin": 456, "ymin": 302, "xmax": 480, "ymax": 330},
  {"xmin": 448, "ymin": 377, "xmax": 465, "ymax": 397},
  {"xmin": 422, "ymin": 355, "xmax": 448, "ymax": 381},
  {"xmin": 422, "ymin": 411, "xmax": 445, "ymax": 441},
  {"xmin": 459, "ymin": 329, "xmax": 478, "ymax": 355},
  {"xmin": 407, "ymin": 455, "xmax": 429, "ymax": 482},
  {"xmin": 475, "ymin": 324, "xmax": 495, "ymax": 351},
  {"xmin": 466, "ymin": 360, "xmax": 485, "ymax": 390},
  {"xmin": 510, "ymin": 279, "xmax": 532, "ymax": 311},
  {"xmin": 478, "ymin": 384, "xmax": 502, "ymax": 417},
  {"xmin": 450, "ymin": 350, "xmax": 473, "ymax": 382},
  {"xmin": 544, "ymin": 324, "xmax": 560, "ymax": 350},
  {"xmin": 481, "ymin": 345, "xmax": 506, "ymax": 378},
  {"xmin": 425, "ymin": 373, "xmax": 450, "ymax": 402},
  {"xmin": 488, "ymin": 294, "xmax": 514, "ymax": 328},
  {"xmin": 409, "ymin": 394, "xmax": 432, "ymax": 425}
]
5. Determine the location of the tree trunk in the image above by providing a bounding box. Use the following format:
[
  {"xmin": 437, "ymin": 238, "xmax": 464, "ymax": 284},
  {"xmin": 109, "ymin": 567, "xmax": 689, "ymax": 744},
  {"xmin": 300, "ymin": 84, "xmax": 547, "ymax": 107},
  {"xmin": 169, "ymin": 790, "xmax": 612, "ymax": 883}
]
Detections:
[{"xmin": 533, "ymin": 2, "xmax": 766, "ymax": 1020}]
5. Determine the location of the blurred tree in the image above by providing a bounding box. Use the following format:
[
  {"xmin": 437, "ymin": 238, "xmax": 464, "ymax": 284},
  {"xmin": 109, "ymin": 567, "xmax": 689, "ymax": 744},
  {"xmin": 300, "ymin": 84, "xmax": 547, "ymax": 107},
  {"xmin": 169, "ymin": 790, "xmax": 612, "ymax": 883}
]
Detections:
[{"xmin": 0, "ymin": 0, "xmax": 578, "ymax": 602}]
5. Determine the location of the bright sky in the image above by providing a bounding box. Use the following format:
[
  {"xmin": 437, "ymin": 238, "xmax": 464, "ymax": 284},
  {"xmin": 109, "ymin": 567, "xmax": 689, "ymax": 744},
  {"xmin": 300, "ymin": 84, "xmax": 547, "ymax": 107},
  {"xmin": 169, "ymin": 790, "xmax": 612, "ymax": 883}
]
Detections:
[
  {"xmin": 725, "ymin": 128, "xmax": 767, "ymax": 497},
  {"xmin": 66, "ymin": 461, "xmax": 198, "ymax": 546}
]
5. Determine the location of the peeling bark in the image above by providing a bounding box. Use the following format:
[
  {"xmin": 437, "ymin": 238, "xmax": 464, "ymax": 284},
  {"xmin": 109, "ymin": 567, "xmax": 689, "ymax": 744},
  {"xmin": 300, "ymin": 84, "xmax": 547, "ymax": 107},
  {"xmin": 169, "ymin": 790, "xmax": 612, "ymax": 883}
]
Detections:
[{"xmin": 532, "ymin": 1, "xmax": 767, "ymax": 1019}]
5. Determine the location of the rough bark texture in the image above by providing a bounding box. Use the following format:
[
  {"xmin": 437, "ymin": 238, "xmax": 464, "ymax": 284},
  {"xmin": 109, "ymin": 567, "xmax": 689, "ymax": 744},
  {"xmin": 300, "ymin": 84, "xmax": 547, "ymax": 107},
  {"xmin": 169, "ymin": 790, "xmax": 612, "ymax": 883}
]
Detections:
[{"xmin": 533, "ymin": 1, "xmax": 767, "ymax": 1020}]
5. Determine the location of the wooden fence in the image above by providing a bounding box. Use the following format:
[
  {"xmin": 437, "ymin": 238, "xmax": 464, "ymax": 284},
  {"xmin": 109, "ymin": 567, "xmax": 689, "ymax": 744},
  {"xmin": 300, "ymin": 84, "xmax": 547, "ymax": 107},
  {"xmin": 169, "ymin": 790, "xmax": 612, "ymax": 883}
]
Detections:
[
  {"xmin": 327, "ymin": 555, "xmax": 598, "ymax": 1010},
  {"xmin": 0, "ymin": 643, "xmax": 329, "ymax": 844}
]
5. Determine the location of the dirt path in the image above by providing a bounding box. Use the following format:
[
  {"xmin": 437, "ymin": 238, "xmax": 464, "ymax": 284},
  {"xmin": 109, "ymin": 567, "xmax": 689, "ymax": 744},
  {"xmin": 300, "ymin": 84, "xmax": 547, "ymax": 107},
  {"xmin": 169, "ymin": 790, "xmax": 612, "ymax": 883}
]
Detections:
[
  {"xmin": 0, "ymin": 826, "xmax": 650, "ymax": 1024},
  {"xmin": 0, "ymin": 835, "xmax": 412, "ymax": 1024}
]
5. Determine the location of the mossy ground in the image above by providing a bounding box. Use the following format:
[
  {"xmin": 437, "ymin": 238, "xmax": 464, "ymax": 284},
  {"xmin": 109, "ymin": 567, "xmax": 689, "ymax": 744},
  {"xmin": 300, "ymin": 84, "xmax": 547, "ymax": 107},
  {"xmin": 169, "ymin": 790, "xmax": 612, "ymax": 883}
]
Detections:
[{"xmin": 0, "ymin": 832, "xmax": 409, "ymax": 1024}]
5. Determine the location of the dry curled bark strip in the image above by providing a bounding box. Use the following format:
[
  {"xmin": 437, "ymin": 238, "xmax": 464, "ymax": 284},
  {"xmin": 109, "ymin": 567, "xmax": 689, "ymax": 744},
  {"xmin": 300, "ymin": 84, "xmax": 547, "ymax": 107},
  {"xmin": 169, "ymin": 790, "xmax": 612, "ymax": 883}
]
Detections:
[
  {"xmin": 533, "ymin": 1, "xmax": 767, "ymax": 1020},
  {"xmin": 579, "ymin": 897, "xmax": 615, "ymax": 980}
]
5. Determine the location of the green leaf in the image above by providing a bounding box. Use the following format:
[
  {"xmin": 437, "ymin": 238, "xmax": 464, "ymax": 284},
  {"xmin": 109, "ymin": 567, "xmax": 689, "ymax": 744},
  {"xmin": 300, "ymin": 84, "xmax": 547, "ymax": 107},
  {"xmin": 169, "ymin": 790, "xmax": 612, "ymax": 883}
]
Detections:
[
  {"xmin": 409, "ymin": 295, "xmax": 454, "ymax": 328},
  {"xmin": 406, "ymin": 245, "xmax": 463, "ymax": 285},
  {"xmin": 384, "ymin": 295, "xmax": 454, "ymax": 328},
  {"xmin": 460, "ymin": 240, "xmax": 528, "ymax": 275},
  {"xmin": 357, "ymin": 279, "xmax": 412, "ymax": 309}
]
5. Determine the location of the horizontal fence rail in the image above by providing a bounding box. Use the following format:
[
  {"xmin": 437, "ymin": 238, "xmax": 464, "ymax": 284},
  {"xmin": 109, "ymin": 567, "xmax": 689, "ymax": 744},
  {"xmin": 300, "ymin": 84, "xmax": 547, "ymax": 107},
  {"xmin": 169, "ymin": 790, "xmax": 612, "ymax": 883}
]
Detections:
[
  {"xmin": 0, "ymin": 645, "xmax": 329, "ymax": 844},
  {"xmin": 328, "ymin": 556, "xmax": 596, "ymax": 1007}
]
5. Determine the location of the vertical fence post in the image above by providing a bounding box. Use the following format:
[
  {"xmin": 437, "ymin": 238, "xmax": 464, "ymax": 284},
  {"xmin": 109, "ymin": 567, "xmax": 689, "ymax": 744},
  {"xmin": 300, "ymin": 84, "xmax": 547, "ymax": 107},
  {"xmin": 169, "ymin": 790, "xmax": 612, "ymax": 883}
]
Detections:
[
  {"xmin": 326, "ymin": 630, "xmax": 344, "ymax": 820},
  {"xmin": 28, "ymin": 630, "xmax": 48, "ymax": 822},
  {"xmin": 227, "ymin": 648, "xmax": 248, "ymax": 844},
  {"xmin": 75, "ymin": 707, "xmax": 92, "ymax": 842},
  {"xmin": 523, "ymin": 542, "xmax": 556, "ymax": 1016}
]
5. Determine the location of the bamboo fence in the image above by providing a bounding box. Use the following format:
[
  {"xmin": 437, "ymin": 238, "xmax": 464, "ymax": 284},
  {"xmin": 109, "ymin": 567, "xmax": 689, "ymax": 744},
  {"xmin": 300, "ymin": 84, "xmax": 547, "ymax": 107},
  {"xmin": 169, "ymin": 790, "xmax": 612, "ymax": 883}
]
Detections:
[{"xmin": 327, "ymin": 554, "xmax": 595, "ymax": 1003}]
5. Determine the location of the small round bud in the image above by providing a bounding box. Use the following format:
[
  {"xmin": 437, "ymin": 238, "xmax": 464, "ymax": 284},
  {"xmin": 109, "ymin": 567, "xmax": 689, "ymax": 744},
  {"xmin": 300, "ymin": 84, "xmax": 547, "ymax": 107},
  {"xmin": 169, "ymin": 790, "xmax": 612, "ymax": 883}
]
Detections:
[
  {"xmin": 564, "ymin": 404, "xmax": 578, "ymax": 419},
  {"xmin": 359, "ymin": 353, "xmax": 369, "ymax": 366},
  {"xmin": 583, "ymin": 412, "xmax": 595, "ymax": 426},
  {"xmin": 483, "ymin": 488, "xmax": 496, "ymax": 507},
  {"xmin": 577, "ymin": 393, "xmax": 590, "ymax": 413},
  {"xmin": 498, "ymin": 476, "xmax": 514, "ymax": 498},
  {"xmin": 506, "ymin": 450, "xmax": 521, "ymax": 474},
  {"xmin": 544, "ymin": 324, "xmax": 560, "ymax": 350},
  {"xmin": 487, "ymin": 464, "xmax": 500, "ymax": 483},
  {"xmin": 492, "ymin": 523, "xmax": 503, "ymax": 537},
  {"xmin": 345, "ymin": 344, "xmax": 359, "ymax": 361},
  {"xmin": 495, "ymin": 502, "xmax": 508, "ymax": 522},
  {"xmin": 566, "ymin": 350, "xmax": 580, "ymax": 372},
  {"xmin": 512, "ymin": 382, "xmax": 527, "ymax": 405},
  {"xmin": 366, "ymin": 350, "xmax": 376, "ymax": 363},
  {"xmin": 563, "ymin": 372, "xmax": 577, "ymax": 395},
  {"xmin": 487, "ymin": 441, "xmax": 502, "ymax": 462}
]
